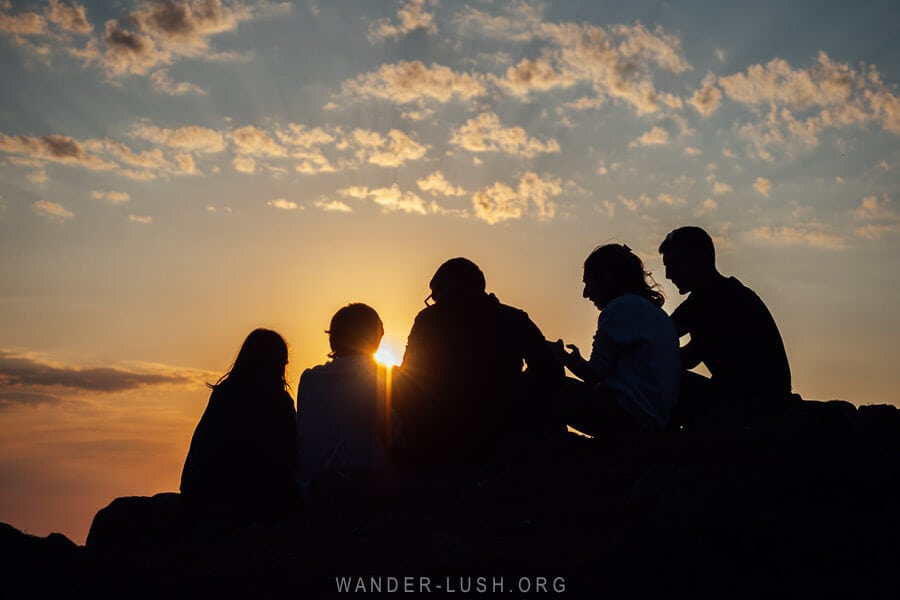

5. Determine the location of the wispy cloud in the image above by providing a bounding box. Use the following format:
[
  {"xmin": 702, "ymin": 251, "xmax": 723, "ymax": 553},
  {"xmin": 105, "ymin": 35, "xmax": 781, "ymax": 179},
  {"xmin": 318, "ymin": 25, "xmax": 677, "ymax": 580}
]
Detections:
[
  {"xmin": 91, "ymin": 189, "xmax": 130, "ymax": 204},
  {"xmin": 314, "ymin": 198, "xmax": 352, "ymax": 213},
  {"xmin": 33, "ymin": 199, "xmax": 73, "ymax": 221},
  {"xmin": 0, "ymin": 350, "xmax": 205, "ymax": 409},
  {"xmin": 746, "ymin": 225, "xmax": 846, "ymax": 250},
  {"xmin": 130, "ymin": 123, "xmax": 226, "ymax": 153},
  {"xmin": 128, "ymin": 214, "xmax": 152, "ymax": 224}
]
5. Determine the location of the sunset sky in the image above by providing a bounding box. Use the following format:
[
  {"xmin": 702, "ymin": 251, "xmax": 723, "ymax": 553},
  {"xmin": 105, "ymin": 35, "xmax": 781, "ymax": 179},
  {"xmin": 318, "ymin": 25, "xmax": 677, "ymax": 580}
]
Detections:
[{"xmin": 1, "ymin": 0, "xmax": 899, "ymax": 544}]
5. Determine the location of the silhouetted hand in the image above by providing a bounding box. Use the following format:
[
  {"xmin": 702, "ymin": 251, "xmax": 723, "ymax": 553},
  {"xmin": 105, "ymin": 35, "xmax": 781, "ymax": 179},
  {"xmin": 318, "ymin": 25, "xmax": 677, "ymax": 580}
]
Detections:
[{"xmin": 549, "ymin": 339, "xmax": 582, "ymax": 368}]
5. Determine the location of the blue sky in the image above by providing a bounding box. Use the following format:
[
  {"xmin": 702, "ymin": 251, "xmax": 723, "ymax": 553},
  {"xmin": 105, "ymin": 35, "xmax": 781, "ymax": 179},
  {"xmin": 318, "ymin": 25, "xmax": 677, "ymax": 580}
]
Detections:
[{"xmin": 1, "ymin": 0, "xmax": 899, "ymax": 542}]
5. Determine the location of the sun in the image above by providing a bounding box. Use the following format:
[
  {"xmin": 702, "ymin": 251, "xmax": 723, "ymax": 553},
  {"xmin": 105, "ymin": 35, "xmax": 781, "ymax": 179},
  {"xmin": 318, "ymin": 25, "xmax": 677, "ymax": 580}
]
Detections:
[{"xmin": 374, "ymin": 343, "xmax": 400, "ymax": 368}]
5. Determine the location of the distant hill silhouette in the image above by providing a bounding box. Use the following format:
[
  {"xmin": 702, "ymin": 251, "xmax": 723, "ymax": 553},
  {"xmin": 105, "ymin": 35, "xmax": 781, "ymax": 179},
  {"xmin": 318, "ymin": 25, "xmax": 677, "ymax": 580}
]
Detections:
[{"xmin": 3, "ymin": 399, "xmax": 900, "ymax": 597}]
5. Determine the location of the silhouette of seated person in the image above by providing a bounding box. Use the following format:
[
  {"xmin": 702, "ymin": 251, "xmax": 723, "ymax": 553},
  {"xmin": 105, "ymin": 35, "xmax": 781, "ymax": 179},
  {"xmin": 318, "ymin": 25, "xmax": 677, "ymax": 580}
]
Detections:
[
  {"xmin": 551, "ymin": 244, "xmax": 681, "ymax": 435},
  {"xmin": 658, "ymin": 226, "xmax": 792, "ymax": 423},
  {"xmin": 394, "ymin": 258, "xmax": 563, "ymax": 466},
  {"xmin": 180, "ymin": 329, "xmax": 297, "ymax": 518},
  {"xmin": 295, "ymin": 303, "xmax": 390, "ymax": 485}
]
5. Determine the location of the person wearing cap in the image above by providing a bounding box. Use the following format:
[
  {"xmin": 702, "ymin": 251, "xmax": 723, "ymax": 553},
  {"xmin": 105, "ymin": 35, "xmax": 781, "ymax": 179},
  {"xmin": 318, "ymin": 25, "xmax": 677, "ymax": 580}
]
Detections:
[
  {"xmin": 393, "ymin": 258, "xmax": 563, "ymax": 466},
  {"xmin": 658, "ymin": 226, "xmax": 792, "ymax": 422}
]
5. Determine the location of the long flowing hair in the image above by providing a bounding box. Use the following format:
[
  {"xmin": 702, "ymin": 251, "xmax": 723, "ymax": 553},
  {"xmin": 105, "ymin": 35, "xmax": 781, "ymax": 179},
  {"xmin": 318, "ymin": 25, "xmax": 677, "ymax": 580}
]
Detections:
[
  {"xmin": 208, "ymin": 328, "xmax": 289, "ymax": 392},
  {"xmin": 584, "ymin": 244, "xmax": 665, "ymax": 307}
]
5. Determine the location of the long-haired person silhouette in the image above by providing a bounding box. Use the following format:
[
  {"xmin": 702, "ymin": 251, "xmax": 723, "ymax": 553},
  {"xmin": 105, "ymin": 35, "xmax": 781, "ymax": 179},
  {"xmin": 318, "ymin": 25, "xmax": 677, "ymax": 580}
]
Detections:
[
  {"xmin": 180, "ymin": 329, "xmax": 297, "ymax": 517},
  {"xmin": 551, "ymin": 244, "xmax": 680, "ymax": 434}
]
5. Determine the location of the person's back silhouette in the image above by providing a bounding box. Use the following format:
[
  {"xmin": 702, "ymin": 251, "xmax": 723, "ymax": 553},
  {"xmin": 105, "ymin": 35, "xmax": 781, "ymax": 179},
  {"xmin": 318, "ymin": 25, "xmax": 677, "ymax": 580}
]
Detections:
[
  {"xmin": 659, "ymin": 226, "xmax": 792, "ymax": 422},
  {"xmin": 394, "ymin": 258, "xmax": 562, "ymax": 466},
  {"xmin": 295, "ymin": 303, "xmax": 390, "ymax": 484},
  {"xmin": 180, "ymin": 328, "xmax": 297, "ymax": 517}
]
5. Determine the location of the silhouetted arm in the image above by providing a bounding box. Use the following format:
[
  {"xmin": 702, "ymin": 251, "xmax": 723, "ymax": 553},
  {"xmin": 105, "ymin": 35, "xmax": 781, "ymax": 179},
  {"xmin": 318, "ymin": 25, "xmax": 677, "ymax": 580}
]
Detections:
[{"xmin": 550, "ymin": 340, "xmax": 599, "ymax": 384}]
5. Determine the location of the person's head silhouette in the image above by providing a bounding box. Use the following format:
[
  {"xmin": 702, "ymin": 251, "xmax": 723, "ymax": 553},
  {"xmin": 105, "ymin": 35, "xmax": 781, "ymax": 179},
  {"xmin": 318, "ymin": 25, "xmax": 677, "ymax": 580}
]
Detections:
[
  {"xmin": 327, "ymin": 303, "xmax": 384, "ymax": 359},
  {"xmin": 658, "ymin": 226, "xmax": 717, "ymax": 294},
  {"xmin": 212, "ymin": 328, "xmax": 288, "ymax": 390},
  {"xmin": 583, "ymin": 243, "xmax": 664, "ymax": 309},
  {"xmin": 427, "ymin": 257, "xmax": 486, "ymax": 304}
]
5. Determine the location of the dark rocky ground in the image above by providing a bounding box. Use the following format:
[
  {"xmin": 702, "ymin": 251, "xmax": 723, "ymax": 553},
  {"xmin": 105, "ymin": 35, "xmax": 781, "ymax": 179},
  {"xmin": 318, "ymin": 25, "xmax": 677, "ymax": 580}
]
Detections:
[{"xmin": 4, "ymin": 399, "xmax": 900, "ymax": 598}]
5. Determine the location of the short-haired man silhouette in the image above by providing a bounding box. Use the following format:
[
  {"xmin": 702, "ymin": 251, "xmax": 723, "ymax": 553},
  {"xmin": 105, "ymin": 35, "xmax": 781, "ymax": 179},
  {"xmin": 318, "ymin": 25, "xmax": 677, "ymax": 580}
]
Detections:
[{"xmin": 659, "ymin": 227, "xmax": 792, "ymax": 421}]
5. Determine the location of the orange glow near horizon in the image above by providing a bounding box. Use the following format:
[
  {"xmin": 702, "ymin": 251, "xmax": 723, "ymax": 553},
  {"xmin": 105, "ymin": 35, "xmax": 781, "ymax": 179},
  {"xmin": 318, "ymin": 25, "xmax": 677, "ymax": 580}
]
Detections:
[{"xmin": 374, "ymin": 343, "xmax": 401, "ymax": 369}]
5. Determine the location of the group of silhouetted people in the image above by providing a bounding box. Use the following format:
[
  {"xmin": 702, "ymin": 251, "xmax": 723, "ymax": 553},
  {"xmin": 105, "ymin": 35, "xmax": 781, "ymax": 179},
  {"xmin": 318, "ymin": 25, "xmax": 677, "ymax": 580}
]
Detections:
[{"xmin": 180, "ymin": 226, "xmax": 793, "ymax": 518}]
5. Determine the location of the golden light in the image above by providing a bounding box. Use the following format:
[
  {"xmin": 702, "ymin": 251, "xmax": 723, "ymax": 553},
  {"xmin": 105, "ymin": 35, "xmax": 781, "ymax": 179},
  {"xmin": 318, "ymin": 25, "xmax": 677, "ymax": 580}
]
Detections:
[{"xmin": 374, "ymin": 343, "xmax": 400, "ymax": 368}]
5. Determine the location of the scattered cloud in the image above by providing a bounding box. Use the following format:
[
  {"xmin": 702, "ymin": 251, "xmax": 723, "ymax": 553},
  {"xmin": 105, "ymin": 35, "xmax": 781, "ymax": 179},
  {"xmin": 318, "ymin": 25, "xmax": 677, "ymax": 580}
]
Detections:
[
  {"xmin": 494, "ymin": 56, "xmax": 579, "ymax": 98},
  {"xmin": 341, "ymin": 60, "xmax": 487, "ymax": 104},
  {"xmin": 472, "ymin": 171, "xmax": 562, "ymax": 224},
  {"xmin": 852, "ymin": 194, "xmax": 900, "ymax": 240},
  {"xmin": 150, "ymin": 68, "xmax": 205, "ymax": 95},
  {"xmin": 417, "ymin": 170, "xmax": 465, "ymax": 196},
  {"xmin": 33, "ymin": 199, "xmax": 73, "ymax": 221},
  {"xmin": 47, "ymin": 0, "xmax": 92, "ymax": 34},
  {"xmin": 369, "ymin": 0, "xmax": 436, "ymax": 42},
  {"xmin": 128, "ymin": 214, "xmax": 152, "ymax": 224},
  {"xmin": 231, "ymin": 125, "xmax": 286, "ymax": 157},
  {"xmin": 688, "ymin": 72, "xmax": 722, "ymax": 116},
  {"xmin": 694, "ymin": 197, "xmax": 718, "ymax": 216},
  {"xmin": 683, "ymin": 146, "xmax": 702, "ymax": 156},
  {"xmin": 130, "ymin": 123, "xmax": 226, "ymax": 153},
  {"xmin": 0, "ymin": 133, "xmax": 116, "ymax": 170},
  {"xmin": 368, "ymin": 184, "xmax": 428, "ymax": 214},
  {"xmin": 364, "ymin": 129, "xmax": 429, "ymax": 167},
  {"xmin": 450, "ymin": 112, "xmax": 560, "ymax": 157},
  {"xmin": 746, "ymin": 225, "xmax": 846, "ymax": 250},
  {"xmin": 712, "ymin": 180, "xmax": 733, "ymax": 195},
  {"xmin": 267, "ymin": 198, "xmax": 299, "ymax": 210},
  {"xmin": 314, "ymin": 198, "xmax": 352, "ymax": 213},
  {"xmin": 629, "ymin": 126, "xmax": 669, "ymax": 148},
  {"xmin": 232, "ymin": 156, "xmax": 256, "ymax": 173},
  {"xmin": 91, "ymin": 189, "xmax": 130, "ymax": 204},
  {"xmin": 753, "ymin": 176, "xmax": 772, "ymax": 197}
]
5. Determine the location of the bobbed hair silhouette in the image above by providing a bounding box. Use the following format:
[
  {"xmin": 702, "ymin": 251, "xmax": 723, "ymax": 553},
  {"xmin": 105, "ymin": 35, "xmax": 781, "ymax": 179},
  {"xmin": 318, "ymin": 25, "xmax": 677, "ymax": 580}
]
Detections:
[
  {"xmin": 327, "ymin": 303, "xmax": 384, "ymax": 358},
  {"xmin": 584, "ymin": 244, "xmax": 665, "ymax": 308},
  {"xmin": 428, "ymin": 257, "xmax": 486, "ymax": 302},
  {"xmin": 659, "ymin": 226, "xmax": 716, "ymax": 268},
  {"xmin": 210, "ymin": 328, "xmax": 288, "ymax": 391}
]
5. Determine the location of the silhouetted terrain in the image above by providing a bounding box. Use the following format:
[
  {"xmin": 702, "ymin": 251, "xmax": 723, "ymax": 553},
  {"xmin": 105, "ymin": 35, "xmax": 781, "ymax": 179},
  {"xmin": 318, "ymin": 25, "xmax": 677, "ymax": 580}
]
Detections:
[{"xmin": 4, "ymin": 399, "xmax": 900, "ymax": 598}]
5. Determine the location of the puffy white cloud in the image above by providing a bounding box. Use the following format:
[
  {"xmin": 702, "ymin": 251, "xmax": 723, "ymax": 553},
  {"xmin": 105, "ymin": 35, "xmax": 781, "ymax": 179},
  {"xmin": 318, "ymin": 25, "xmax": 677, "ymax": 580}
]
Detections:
[
  {"xmin": 366, "ymin": 129, "xmax": 429, "ymax": 167},
  {"xmin": 231, "ymin": 125, "xmax": 286, "ymax": 157},
  {"xmin": 47, "ymin": 0, "xmax": 92, "ymax": 34},
  {"xmin": 368, "ymin": 184, "xmax": 428, "ymax": 214},
  {"xmin": 688, "ymin": 72, "xmax": 722, "ymax": 116},
  {"xmin": 471, "ymin": 171, "xmax": 562, "ymax": 224},
  {"xmin": 267, "ymin": 198, "xmax": 299, "ymax": 210},
  {"xmin": 450, "ymin": 112, "xmax": 560, "ymax": 157},
  {"xmin": 629, "ymin": 126, "xmax": 669, "ymax": 148},
  {"xmin": 33, "ymin": 199, "xmax": 73, "ymax": 221},
  {"xmin": 342, "ymin": 60, "xmax": 487, "ymax": 105},
  {"xmin": 753, "ymin": 176, "xmax": 772, "ymax": 197},
  {"xmin": 231, "ymin": 156, "xmax": 256, "ymax": 174},
  {"xmin": 417, "ymin": 171, "xmax": 465, "ymax": 196},
  {"xmin": 369, "ymin": 0, "xmax": 436, "ymax": 41}
]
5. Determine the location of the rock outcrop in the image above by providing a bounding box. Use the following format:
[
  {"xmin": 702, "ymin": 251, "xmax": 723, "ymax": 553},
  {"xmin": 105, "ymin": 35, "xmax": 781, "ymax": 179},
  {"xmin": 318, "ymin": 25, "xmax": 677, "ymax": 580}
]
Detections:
[{"xmin": 4, "ymin": 399, "xmax": 900, "ymax": 597}]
